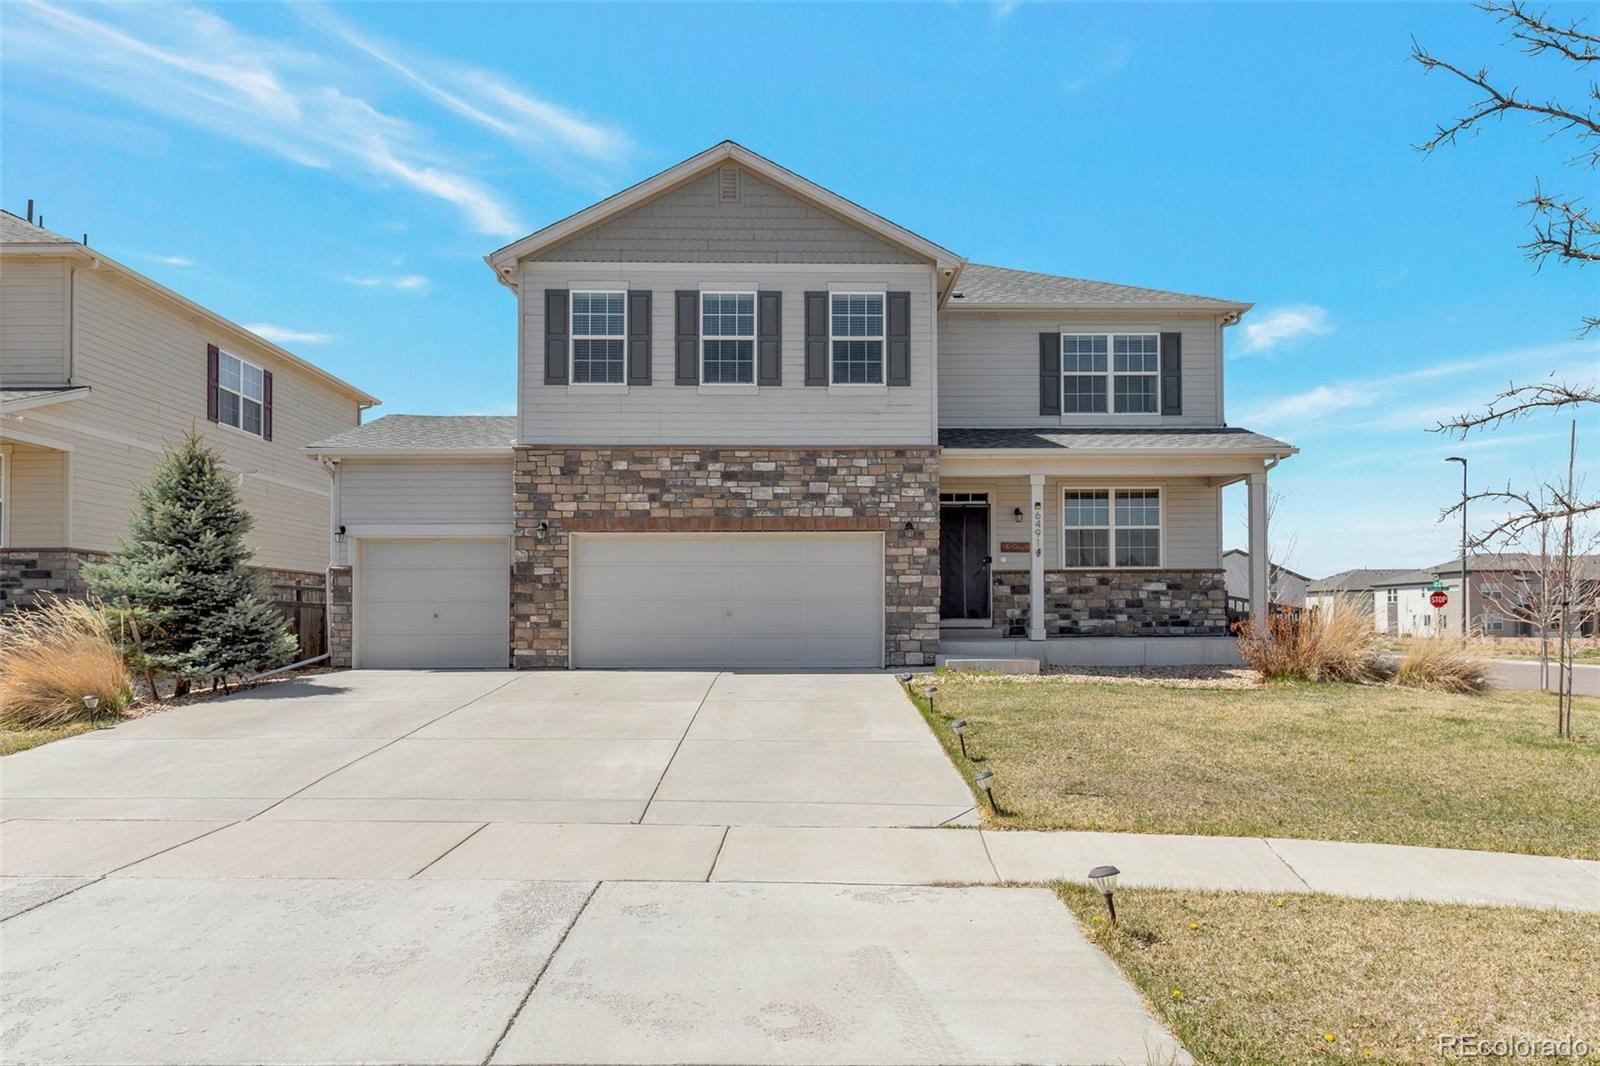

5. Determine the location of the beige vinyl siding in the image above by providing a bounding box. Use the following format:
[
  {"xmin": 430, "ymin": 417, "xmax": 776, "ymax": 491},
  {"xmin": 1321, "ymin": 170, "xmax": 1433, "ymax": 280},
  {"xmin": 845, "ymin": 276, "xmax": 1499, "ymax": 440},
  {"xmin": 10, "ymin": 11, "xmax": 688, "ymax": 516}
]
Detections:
[
  {"xmin": 936, "ymin": 311, "xmax": 1225, "ymax": 428},
  {"xmin": 941, "ymin": 476, "xmax": 1221, "ymax": 571},
  {"xmin": 0, "ymin": 268, "xmax": 359, "ymax": 570},
  {"xmin": 338, "ymin": 458, "xmax": 513, "ymax": 527},
  {"xmin": 532, "ymin": 164, "xmax": 923, "ymax": 264},
  {"xmin": 519, "ymin": 261, "xmax": 937, "ymax": 445},
  {"xmin": 0, "ymin": 257, "xmax": 70, "ymax": 384},
  {"xmin": 4, "ymin": 442, "xmax": 66, "ymax": 544}
]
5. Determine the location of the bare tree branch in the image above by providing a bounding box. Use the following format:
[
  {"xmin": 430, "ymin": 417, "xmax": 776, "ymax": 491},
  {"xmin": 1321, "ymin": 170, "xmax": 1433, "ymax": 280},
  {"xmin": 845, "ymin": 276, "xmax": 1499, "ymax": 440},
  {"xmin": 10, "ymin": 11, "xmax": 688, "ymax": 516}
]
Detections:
[
  {"xmin": 1439, "ymin": 484, "xmax": 1600, "ymax": 547},
  {"xmin": 1522, "ymin": 181, "xmax": 1600, "ymax": 271},
  {"xmin": 1410, "ymin": 40, "xmax": 1600, "ymax": 159},
  {"xmin": 1434, "ymin": 379, "xmax": 1600, "ymax": 435},
  {"xmin": 1480, "ymin": 0, "xmax": 1600, "ymax": 63}
]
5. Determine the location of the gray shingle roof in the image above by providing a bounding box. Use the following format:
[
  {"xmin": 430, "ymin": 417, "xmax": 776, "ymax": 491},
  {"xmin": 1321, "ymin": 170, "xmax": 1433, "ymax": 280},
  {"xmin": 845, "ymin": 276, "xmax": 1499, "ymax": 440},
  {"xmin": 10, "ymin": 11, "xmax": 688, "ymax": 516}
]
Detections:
[
  {"xmin": 1, "ymin": 386, "xmax": 86, "ymax": 405},
  {"xmin": 939, "ymin": 426, "xmax": 1295, "ymax": 453},
  {"xmin": 1306, "ymin": 568, "xmax": 1415, "ymax": 593},
  {"xmin": 946, "ymin": 263, "xmax": 1247, "ymax": 310},
  {"xmin": 307, "ymin": 414, "xmax": 516, "ymax": 453},
  {"xmin": 0, "ymin": 212, "xmax": 78, "ymax": 245}
]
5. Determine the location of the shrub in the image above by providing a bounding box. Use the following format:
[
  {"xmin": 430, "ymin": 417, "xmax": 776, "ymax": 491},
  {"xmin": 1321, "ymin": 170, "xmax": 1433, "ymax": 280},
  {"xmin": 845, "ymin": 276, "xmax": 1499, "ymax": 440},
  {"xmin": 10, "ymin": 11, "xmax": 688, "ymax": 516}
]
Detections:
[
  {"xmin": 1394, "ymin": 639, "xmax": 1490, "ymax": 693},
  {"xmin": 1236, "ymin": 606, "xmax": 1390, "ymax": 684},
  {"xmin": 0, "ymin": 597, "xmax": 135, "ymax": 729}
]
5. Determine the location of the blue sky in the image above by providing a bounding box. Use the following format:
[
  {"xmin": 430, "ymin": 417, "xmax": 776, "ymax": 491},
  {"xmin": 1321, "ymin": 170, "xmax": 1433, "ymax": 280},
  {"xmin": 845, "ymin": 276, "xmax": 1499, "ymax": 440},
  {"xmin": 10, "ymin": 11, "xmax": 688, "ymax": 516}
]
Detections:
[{"xmin": 3, "ymin": 1, "xmax": 1595, "ymax": 577}]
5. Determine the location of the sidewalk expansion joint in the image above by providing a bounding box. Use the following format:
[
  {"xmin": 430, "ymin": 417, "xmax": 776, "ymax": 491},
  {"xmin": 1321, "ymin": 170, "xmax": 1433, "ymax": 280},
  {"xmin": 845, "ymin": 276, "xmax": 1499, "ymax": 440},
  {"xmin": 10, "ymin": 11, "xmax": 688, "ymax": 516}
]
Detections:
[{"xmin": 482, "ymin": 880, "xmax": 599, "ymax": 1066}]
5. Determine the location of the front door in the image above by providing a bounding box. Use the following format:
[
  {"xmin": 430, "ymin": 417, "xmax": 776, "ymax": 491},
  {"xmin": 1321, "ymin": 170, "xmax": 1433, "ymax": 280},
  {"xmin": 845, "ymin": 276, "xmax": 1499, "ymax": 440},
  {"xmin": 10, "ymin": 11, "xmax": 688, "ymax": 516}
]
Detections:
[{"xmin": 940, "ymin": 500, "xmax": 991, "ymax": 621}]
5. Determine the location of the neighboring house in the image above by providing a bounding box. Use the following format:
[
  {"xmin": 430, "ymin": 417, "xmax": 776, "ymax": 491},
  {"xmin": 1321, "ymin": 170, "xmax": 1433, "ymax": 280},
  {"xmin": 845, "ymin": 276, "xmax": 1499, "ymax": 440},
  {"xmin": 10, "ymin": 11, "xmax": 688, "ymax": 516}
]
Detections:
[
  {"xmin": 308, "ymin": 141, "xmax": 1296, "ymax": 670},
  {"xmin": 1222, "ymin": 549, "xmax": 1307, "ymax": 608},
  {"xmin": 1305, "ymin": 568, "xmax": 1412, "ymax": 627},
  {"xmin": 0, "ymin": 210, "xmax": 378, "ymax": 608}
]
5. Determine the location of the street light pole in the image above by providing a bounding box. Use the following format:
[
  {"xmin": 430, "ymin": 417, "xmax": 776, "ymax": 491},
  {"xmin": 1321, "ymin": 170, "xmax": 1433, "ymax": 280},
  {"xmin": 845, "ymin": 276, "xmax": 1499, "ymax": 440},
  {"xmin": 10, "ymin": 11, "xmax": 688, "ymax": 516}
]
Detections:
[{"xmin": 1446, "ymin": 456, "xmax": 1468, "ymax": 641}]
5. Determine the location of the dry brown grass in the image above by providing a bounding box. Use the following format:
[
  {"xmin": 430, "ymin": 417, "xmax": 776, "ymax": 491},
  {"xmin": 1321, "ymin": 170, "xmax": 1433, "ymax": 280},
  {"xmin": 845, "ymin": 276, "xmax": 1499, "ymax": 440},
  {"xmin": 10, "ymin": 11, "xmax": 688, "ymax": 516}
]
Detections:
[
  {"xmin": 1056, "ymin": 884, "xmax": 1600, "ymax": 1065},
  {"xmin": 1394, "ymin": 640, "xmax": 1492, "ymax": 693},
  {"xmin": 0, "ymin": 597, "xmax": 134, "ymax": 729},
  {"xmin": 910, "ymin": 675, "xmax": 1599, "ymax": 856},
  {"xmin": 1237, "ymin": 607, "xmax": 1390, "ymax": 684},
  {"xmin": 0, "ymin": 721, "xmax": 108, "ymax": 756}
]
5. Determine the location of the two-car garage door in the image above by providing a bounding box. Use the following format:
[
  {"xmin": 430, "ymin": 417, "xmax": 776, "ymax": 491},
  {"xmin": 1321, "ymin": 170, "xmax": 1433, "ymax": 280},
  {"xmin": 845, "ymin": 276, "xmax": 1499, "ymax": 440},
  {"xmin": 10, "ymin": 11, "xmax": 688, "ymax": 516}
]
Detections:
[
  {"xmin": 357, "ymin": 538, "xmax": 510, "ymax": 669},
  {"xmin": 571, "ymin": 533, "xmax": 884, "ymax": 668}
]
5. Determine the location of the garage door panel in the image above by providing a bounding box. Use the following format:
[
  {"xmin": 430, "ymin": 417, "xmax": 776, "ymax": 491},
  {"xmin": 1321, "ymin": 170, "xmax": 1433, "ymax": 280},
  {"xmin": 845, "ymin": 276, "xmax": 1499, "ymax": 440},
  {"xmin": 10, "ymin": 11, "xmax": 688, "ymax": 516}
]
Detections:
[
  {"xmin": 358, "ymin": 538, "xmax": 509, "ymax": 669},
  {"xmin": 572, "ymin": 534, "xmax": 882, "ymax": 669}
]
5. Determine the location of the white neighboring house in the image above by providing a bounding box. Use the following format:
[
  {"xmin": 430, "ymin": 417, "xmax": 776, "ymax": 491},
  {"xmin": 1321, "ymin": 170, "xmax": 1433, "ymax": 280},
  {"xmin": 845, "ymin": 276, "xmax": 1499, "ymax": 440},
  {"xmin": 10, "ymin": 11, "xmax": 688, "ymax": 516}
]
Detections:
[
  {"xmin": 306, "ymin": 141, "xmax": 1297, "ymax": 670},
  {"xmin": 1306, "ymin": 568, "xmax": 1414, "ymax": 628},
  {"xmin": 0, "ymin": 210, "xmax": 378, "ymax": 608}
]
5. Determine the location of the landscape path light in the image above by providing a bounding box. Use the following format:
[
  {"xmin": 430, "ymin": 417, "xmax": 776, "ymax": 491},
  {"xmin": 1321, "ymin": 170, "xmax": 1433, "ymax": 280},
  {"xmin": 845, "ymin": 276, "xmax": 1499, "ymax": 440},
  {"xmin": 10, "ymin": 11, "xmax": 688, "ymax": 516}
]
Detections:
[
  {"xmin": 922, "ymin": 683, "xmax": 937, "ymax": 714},
  {"xmin": 82, "ymin": 695, "xmax": 100, "ymax": 717},
  {"xmin": 950, "ymin": 718, "xmax": 969, "ymax": 758},
  {"xmin": 974, "ymin": 769, "xmax": 997, "ymax": 810},
  {"xmin": 1088, "ymin": 864, "xmax": 1121, "ymax": 925}
]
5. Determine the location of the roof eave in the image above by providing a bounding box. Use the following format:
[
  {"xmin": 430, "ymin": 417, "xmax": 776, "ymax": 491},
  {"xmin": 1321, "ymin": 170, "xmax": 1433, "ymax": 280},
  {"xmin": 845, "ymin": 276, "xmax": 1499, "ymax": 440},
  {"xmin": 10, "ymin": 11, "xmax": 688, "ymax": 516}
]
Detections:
[
  {"xmin": 941, "ymin": 444, "xmax": 1298, "ymax": 459},
  {"xmin": 0, "ymin": 386, "xmax": 93, "ymax": 413},
  {"xmin": 484, "ymin": 141, "xmax": 964, "ymax": 276},
  {"xmin": 304, "ymin": 446, "xmax": 515, "ymax": 459},
  {"xmin": 942, "ymin": 300, "xmax": 1255, "ymax": 315}
]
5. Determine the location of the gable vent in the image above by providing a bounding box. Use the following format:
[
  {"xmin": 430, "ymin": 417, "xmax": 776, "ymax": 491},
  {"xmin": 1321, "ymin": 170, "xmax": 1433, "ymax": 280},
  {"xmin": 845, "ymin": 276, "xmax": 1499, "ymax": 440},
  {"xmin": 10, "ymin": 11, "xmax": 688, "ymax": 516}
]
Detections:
[{"xmin": 718, "ymin": 165, "xmax": 739, "ymax": 203}]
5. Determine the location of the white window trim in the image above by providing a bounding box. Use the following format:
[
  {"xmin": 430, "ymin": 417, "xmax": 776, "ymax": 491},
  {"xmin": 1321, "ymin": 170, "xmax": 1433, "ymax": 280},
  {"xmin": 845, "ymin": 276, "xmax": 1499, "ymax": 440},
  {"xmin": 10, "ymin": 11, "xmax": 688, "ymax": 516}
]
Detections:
[
  {"xmin": 829, "ymin": 291, "xmax": 888, "ymax": 387},
  {"xmin": 216, "ymin": 348, "xmax": 267, "ymax": 438},
  {"xmin": 1059, "ymin": 486, "xmax": 1164, "ymax": 570},
  {"xmin": 1059, "ymin": 332, "xmax": 1162, "ymax": 417},
  {"xmin": 699, "ymin": 290, "xmax": 758, "ymax": 388},
  {"xmin": 569, "ymin": 289, "xmax": 628, "ymax": 389}
]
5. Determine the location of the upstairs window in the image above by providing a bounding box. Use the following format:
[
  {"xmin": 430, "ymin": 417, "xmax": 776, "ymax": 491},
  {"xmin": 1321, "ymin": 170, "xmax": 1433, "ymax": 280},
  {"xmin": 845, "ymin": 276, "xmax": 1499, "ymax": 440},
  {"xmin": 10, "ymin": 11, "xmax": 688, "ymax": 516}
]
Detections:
[
  {"xmin": 1061, "ymin": 333, "xmax": 1160, "ymax": 414},
  {"xmin": 701, "ymin": 292, "xmax": 755, "ymax": 384},
  {"xmin": 571, "ymin": 291, "xmax": 626, "ymax": 384},
  {"xmin": 831, "ymin": 293, "xmax": 884, "ymax": 384},
  {"xmin": 1062, "ymin": 488, "xmax": 1162, "ymax": 568},
  {"xmin": 217, "ymin": 351, "xmax": 265, "ymax": 436}
]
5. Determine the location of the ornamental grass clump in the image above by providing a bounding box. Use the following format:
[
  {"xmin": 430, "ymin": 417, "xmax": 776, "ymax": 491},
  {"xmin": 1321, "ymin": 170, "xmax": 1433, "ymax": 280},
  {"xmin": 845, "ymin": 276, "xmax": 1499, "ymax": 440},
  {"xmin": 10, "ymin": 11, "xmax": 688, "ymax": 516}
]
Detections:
[
  {"xmin": 1394, "ymin": 638, "xmax": 1491, "ymax": 693},
  {"xmin": 1236, "ymin": 606, "xmax": 1390, "ymax": 684},
  {"xmin": 0, "ymin": 596, "xmax": 135, "ymax": 729}
]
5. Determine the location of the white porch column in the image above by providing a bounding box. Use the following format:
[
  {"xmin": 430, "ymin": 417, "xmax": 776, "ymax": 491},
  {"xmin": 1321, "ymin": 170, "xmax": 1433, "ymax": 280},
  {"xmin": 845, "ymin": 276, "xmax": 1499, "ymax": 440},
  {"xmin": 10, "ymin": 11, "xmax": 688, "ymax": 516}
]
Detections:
[
  {"xmin": 1029, "ymin": 473, "xmax": 1046, "ymax": 641},
  {"xmin": 1248, "ymin": 470, "xmax": 1269, "ymax": 630}
]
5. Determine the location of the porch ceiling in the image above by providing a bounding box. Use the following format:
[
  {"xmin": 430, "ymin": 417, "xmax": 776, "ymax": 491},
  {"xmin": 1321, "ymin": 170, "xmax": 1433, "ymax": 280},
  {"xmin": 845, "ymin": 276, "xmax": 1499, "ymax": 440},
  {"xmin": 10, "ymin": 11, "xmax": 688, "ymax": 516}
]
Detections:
[{"xmin": 938, "ymin": 426, "xmax": 1294, "ymax": 483}]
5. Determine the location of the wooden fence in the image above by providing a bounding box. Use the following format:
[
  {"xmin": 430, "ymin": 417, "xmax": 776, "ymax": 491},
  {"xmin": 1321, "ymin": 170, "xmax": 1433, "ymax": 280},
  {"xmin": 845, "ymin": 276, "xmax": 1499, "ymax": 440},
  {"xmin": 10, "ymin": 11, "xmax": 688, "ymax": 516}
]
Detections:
[{"xmin": 269, "ymin": 582, "xmax": 326, "ymax": 661}]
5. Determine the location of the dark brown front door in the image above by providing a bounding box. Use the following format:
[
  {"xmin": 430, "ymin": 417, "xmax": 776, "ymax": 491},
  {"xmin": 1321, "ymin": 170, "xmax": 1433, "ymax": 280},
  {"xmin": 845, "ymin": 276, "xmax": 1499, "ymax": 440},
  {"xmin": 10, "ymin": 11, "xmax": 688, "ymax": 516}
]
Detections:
[{"xmin": 940, "ymin": 504, "xmax": 991, "ymax": 620}]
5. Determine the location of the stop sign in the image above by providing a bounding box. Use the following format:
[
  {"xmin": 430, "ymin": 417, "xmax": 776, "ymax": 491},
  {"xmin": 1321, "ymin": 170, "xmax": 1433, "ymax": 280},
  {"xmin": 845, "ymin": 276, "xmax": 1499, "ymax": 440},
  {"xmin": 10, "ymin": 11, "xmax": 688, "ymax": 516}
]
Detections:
[{"xmin": 1429, "ymin": 590, "xmax": 1449, "ymax": 608}]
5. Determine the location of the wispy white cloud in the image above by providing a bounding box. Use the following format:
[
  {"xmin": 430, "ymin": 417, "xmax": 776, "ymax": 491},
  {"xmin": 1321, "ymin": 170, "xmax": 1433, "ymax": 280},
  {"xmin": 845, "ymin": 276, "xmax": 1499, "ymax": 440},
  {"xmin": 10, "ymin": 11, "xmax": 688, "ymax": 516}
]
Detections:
[
  {"xmin": 1237, "ymin": 304, "xmax": 1333, "ymax": 355},
  {"xmin": 1242, "ymin": 384, "xmax": 1372, "ymax": 423},
  {"xmin": 141, "ymin": 253, "xmax": 193, "ymax": 267},
  {"xmin": 340, "ymin": 273, "xmax": 429, "ymax": 291},
  {"xmin": 245, "ymin": 323, "xmax": 332, "ymax": 345},
  {"xmin": 1062, "ymin": 42, "xmax": 1133, "ymax": 94},
  {"xmin": 1, "ymin": 1, "xmax": 542, "ymax": 236}
]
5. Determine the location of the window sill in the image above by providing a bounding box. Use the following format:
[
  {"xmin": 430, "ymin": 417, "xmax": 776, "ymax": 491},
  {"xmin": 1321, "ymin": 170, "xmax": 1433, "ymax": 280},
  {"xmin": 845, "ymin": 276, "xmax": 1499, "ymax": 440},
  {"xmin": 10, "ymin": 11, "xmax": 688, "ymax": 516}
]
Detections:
[
  {"xmin": 567, "ymin": 383, "xmax": 628, "ymax": 395},
  {"xmin": 697, "ymin": 383, "xmax": 758, "ymax": 395},
  {"xmin": 828, "ymin": 383, "xmax": 888, "ymax": 396}
]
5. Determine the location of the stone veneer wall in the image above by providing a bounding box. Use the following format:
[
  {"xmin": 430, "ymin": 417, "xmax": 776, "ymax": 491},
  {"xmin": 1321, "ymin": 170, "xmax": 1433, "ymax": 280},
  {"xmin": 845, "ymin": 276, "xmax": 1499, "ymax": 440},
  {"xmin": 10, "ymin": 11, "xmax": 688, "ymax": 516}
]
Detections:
[
  {"xmin": 991, "ymin": 569, "xmax": 1228, "ymax": 637},
  {"xmin": 327, "ymin": 566, "xmax": 353, "ymax": 667},
  {"xmin": 0, "ymin": 549, "xmax": 107, "ymax": 610},
  {"xmin": 512, "ymin": 446, "xmax": 941, "ymax": 668}
]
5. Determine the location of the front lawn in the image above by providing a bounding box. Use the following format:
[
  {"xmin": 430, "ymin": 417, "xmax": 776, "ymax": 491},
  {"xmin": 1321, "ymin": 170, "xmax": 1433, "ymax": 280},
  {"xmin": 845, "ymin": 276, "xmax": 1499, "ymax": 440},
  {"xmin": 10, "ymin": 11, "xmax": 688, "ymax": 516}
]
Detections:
[
  {"xmin": 1056, "ymin": 884, "xmax": 1599, "ymax": 1065},
  {"xmin": 0, "ymin": 721, "xmax": 109, "ymax": 756},
  {"xmin": 914, "ymin": 675, "xmax": 1599, "ymax": 857}
]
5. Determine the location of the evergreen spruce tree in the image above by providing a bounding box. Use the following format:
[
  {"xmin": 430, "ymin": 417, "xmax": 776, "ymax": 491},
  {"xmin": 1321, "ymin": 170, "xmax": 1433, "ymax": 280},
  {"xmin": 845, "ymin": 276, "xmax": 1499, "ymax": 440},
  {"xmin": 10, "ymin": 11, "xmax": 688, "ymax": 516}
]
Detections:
[{"xmin": 87, "ymin": 429, "xmax": 297, "ymax": 691}]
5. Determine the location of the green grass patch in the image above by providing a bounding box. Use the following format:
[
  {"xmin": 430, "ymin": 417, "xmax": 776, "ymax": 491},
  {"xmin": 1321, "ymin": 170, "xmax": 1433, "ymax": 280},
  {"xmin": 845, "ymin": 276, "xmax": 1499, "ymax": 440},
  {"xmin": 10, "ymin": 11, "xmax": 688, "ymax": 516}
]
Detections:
[{"xmin": 0, "ymin": 720, "xmax": 111, "ymax": 756}]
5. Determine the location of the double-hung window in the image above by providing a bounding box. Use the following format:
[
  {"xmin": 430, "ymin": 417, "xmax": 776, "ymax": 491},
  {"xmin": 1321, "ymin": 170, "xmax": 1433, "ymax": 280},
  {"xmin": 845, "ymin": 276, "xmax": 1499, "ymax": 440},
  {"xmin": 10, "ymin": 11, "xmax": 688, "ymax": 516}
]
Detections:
[
  {"xmin": 1062, "ymin": 488, "xmax": 1162, "ymax": 568},
  {"xmin": 571, "ymin": 291, "xmax": 626, "ymax": 384},
  {"xmin": 217, "ymin": 351, "xmax": 265, "ymax": 436},
  {"xmin": 701, "ymin": 292, "xmax": 755, "ymax": 384},
  {"xmin": 830, "ymin": 292, "xmax": 885, "ymax": 384},
  {"xmin": 1061, "ymin": 333, "xmax": 1160, "ymax": 414}
]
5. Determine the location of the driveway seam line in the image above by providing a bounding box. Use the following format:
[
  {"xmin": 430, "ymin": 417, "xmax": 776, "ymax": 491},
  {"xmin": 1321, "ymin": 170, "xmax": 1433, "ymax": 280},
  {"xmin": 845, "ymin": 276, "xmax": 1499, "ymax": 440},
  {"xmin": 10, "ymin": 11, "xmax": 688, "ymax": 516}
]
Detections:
[
  {"xmin": 1261, "ymin": 837, "xmax": 1314, "ymax": 891},
  {"xmin": 245, "ymin": 674, "xmax": 525, "ymax": 821},
  {"xmin": 937, "ymin": 806, "xmax": 979, "ymax": 827},
  {"xmin": 977, "ymin": 830, "xmax": 1002, "ymax": 883},
  {"xmin": 482, "ymin": 880, "xmax": 600, "ymax": 1066},
  {"xmin": 102, "ymin": 820, "xmax": 244, "ymax": 876},
  {"xmin": 0, "ymin": 874, "xmax": 107, "ymax": 923},
  {"xmin": 638, "ymin": 671, "xmax": 721, "ymax": 823},
  {"xmin": 407, "ymin": 822, "xmax": 491, "ymax": 879},
  {"xmin": 705, "ymin": 825, "xmax": 731, "ymax": 881}
]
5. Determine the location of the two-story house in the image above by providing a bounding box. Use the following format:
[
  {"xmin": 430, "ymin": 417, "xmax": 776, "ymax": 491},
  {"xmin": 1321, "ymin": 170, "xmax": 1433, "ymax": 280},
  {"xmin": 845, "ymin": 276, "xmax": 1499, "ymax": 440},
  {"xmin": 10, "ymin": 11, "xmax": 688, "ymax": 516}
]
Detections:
[
  {"xmin": 307, "ymin": 142, "xmax": 1295, "ymax": 669},
  {"xmin": 0, "ymin": 210, "xmax": 378, "ymax": 607}
]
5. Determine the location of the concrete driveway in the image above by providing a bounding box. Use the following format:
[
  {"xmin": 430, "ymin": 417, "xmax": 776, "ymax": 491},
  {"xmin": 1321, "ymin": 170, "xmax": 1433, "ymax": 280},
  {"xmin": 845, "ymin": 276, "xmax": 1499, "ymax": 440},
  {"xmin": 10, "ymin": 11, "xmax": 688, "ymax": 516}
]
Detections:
[{"xmin": 0, "ymin": 670, "xmax": 1185, "ymax": 1065}]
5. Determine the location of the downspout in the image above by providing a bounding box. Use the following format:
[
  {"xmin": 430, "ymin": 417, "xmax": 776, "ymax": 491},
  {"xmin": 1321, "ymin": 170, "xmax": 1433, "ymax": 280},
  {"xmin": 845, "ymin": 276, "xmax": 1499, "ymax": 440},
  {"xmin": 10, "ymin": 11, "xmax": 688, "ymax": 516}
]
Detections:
[{"xmin": 320, "ymin": 457, "xmax": 342, "ymax": 566}]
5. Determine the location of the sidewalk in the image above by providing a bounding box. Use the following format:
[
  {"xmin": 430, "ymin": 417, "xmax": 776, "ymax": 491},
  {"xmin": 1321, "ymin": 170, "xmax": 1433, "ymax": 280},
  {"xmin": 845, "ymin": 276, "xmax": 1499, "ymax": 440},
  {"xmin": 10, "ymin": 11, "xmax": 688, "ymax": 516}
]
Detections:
[{"xmin": 1487, "ymin": 657, "xmax": 1599, "ymax": 696}]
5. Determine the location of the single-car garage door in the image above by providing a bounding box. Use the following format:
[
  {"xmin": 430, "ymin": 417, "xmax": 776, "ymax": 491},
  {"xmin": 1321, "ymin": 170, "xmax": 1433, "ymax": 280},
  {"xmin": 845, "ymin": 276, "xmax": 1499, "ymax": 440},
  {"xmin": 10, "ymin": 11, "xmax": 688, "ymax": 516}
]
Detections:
[
  {"xmin": 571, "ymin": 533, "xmax": 883, "ymax": 668},
  {"xmin": 357, "ymin": 538, "xmax": 509, "ymax": 668}
]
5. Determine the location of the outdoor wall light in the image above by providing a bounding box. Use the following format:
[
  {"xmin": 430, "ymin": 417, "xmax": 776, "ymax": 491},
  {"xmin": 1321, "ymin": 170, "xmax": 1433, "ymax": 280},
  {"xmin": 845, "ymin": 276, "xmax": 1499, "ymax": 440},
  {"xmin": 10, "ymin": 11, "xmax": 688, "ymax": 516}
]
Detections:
[
  {"xmin": 903, "ymin": 520, "xmax": 916, "ymax": 537},
  {"xmin": 535, "ymin": 520, "xmax": 550, "ymax": 541},
  {"xmin": 334, "ymin": 524, "xmax": 347, "ymax": 542},
  {"xmin": 950, "ymin": 718, "xmax": 969, "ymax": 758},
  {"xmin": 1013, "ymin": 507, "xmax": 1024, "ymax": 523},
  {"xmin": 974, "ymin": 769, "xmax": 997, "ymax": 809},
  {"xmin": 1088, "ymin": 864, "xmax": 1121, "ymax": 925}
]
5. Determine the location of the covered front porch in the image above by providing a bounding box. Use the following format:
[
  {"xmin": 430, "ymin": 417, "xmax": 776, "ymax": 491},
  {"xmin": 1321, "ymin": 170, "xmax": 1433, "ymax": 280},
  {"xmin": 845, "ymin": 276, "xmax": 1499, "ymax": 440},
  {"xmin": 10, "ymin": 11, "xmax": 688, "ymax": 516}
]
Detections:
[{"xmin": 935, "ymin": 427, "xmax": 1296, "ymax": 664}]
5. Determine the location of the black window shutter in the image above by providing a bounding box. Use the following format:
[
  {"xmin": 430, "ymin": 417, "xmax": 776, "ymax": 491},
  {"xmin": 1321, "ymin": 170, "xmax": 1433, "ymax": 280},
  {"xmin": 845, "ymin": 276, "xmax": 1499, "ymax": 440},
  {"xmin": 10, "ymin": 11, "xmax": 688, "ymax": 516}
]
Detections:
[
  {"xmin": 886, "ymin": 291, "xmax": 910, "ymax": 386},
  {"xmin": 544, "ymin": 289, "xmax": 569, "ymax": 385},
  {"xmin": 261, "ymin": 370, "xmax": 273, "ymax": 441},
  {"xmin": 1039, "ymin": 332, "xmax": 1061, "ymax": 415},
  {"xmin": 206, "ymin": 343, "xmax": 220, "ymax": 422},
  {"xmin": 674, "ymin": 290, "xmax": 699, "ymax": 385},
  {"xmin": 627, "ymin": 290, "xmax": 652, "ymax": 385},
  {"xmin": 757, "ymin": 290, "xmax": 782, "ymax": 386},
  {"xmin": 804, "ymin": 291, "xmax": 828, "ymax": 386},
  {"xmin": 1160, "ymin": 332, "xmax": 1182, "ymax": 416}
]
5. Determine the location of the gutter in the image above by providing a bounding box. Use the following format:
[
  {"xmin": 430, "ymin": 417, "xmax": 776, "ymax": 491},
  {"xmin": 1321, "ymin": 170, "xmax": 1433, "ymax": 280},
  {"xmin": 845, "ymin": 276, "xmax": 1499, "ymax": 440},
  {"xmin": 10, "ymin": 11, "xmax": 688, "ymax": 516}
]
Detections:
[{"xmin": 303, "ymin": 446, "xmax": 516, "ymax": 459}]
